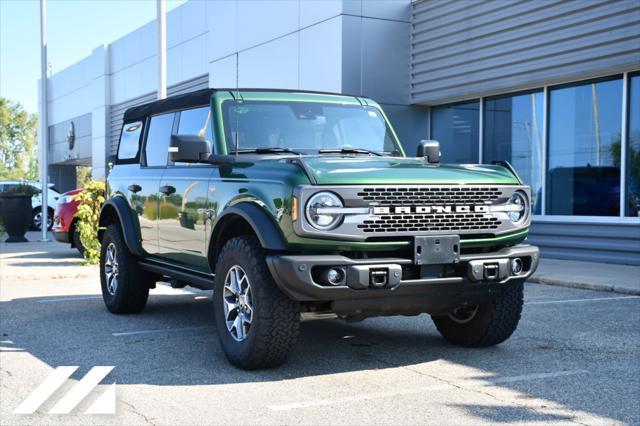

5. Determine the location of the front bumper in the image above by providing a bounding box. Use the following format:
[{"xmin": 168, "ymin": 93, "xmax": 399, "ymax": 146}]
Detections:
[
  {"xmin": 266, "ymin": 244, "xmax": 539, "ymax": 316},
  {"xmin": 53, "ymin": 230, "xmax": 70, "ymax": 243}
]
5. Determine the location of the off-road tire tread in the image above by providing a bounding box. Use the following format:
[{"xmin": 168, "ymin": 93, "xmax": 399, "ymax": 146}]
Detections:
[
  {"xmin": 100, "ymin": 224, "xmax": 149, "ymax": 314},
  {"xmin": 214, "ymin": 236, "xmax": 299, "ymax": 370},
  {"xmin": 432, "ymin": 281, "xmax": 524, "ymax": 347}
]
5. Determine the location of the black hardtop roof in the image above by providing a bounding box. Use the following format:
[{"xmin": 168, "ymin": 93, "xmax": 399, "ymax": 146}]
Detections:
[
  {"xmin": 123, "ymin": 88, "xmax": 215, "ymax": 123},
  {"xmin": 122, "ymin": 88, "xmax": 359, "ymax": 123}
]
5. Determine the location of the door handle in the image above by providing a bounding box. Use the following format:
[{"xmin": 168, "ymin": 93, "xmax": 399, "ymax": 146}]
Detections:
[
  {"xmin": 159, "ymin": 185, "xmax": 176, "ymax": 195},
  {"xmin": 128, "ymin": 184, "xmax": 141, "ymax": 193}
]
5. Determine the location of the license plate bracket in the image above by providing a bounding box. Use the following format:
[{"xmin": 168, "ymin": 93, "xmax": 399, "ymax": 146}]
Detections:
[{"xmin": 414, "ymin": 235, "xmax": 460, "ymax": 265}]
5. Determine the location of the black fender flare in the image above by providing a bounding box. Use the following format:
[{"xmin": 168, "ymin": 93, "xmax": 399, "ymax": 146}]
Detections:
[
  {"xmin": 98, "ymin": 196, "xmax": 143, "ymax": 256},
  {"xmin": 210, "ymin": 203, "xmax": 288, "ymax": 253}
]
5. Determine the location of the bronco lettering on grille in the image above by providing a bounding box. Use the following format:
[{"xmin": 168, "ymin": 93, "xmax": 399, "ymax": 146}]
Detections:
[{"xmin": 372, "ymin": 205, "xmax": 490, "ymax": 215}]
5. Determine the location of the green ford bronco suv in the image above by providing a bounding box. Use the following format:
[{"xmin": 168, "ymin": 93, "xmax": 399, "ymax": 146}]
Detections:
[{"xmin": 99, "ymin": 88, "xmax": 539, "ymax": 369}]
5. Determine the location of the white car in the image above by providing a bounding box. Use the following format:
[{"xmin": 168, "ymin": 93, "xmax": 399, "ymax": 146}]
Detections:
[{"xmin": 0, "ymin": 181, "xmax": 61, "ymax": 230}]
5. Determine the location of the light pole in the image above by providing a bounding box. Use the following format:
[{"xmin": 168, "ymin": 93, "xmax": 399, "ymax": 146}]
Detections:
[
  {"xmin": 39, "ymin": 0, "xmax": 50, "ymax": 241},
  {"xmin": 157, "ymin": 0, "xmax": 167, "ymax": 100}
]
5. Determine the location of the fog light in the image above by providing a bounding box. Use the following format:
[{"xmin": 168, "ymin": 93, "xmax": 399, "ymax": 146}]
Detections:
[
  {"xmin": 324, "ymin": 267, "xmax": 346, "ymax": 286},
  {"xmin": 510, "ymin": 258, "xmax": 523, "ymax": 275}
]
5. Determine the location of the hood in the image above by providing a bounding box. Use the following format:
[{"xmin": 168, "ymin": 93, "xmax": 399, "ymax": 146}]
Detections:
[
  {"xmin": 301, "ymin": 156, "xmax": 520, "ymax": 185},
  {"xmin": 63, "ymin": 188, "xmax": 84, "ymax": 196}
]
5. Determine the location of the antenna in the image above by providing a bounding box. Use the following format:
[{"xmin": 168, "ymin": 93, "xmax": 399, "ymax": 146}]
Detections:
[
  {"xmin": 234, "ymin": 4, "xmax": 240, "ymax": 162},
  {"xmin": 235, "ymin": 52, "xmax": 240, "ymax": 162}
]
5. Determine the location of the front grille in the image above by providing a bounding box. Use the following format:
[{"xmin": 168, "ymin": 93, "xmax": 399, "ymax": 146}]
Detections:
[
  {"xmin": 357, "ymin": 187, "xmax": 502, "ymax": 205},
  {"xmin": 355, "ymin": 185, "xmax": 504, "ymax": 235},
  {"xmin": 295, "ymin": 184, "xmax": 529, "ymax": 241},
  {"xmin": 357, "ymin": 213, "xmax": 500, "ymax": 233}
]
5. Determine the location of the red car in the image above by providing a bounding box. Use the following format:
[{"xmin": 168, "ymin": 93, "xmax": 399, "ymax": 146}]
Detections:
[{"xmin": 53, "ymin": 188, "xmax": 84, "ymax": 254}]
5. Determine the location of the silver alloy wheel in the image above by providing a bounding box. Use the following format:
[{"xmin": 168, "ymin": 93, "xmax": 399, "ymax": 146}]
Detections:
[
  {"xmin": 222, "ymin": 265, "xmax": 253, "ymax": 342},
  {"xmin": 448, "ymin": 305, "xmax": 479, "ymax": 324},
  {"xmin": 33, "ymin": 210, "xmax": 53, "ymax": 230},
  {"xmin": 104, "ymin": 242, "xmax": 119, "ymax": 296}
]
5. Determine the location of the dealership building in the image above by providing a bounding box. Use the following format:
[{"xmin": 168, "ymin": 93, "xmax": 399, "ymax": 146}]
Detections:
[{"xmin": 41, "ymin": 0, "xmax": 640, "ymax": 264}]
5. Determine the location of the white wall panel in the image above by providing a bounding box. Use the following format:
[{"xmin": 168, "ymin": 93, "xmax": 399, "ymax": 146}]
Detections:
[
  {"xmin": 360, "ymin": 18, "xmax": 410, "ymax": 104},
  {"xmin": 206, "ymin": 0, "xmax": 237, "ymax": 62},
  {"xmin": 167, "ymin": 5, "xmax": 182, "ymax": 48},
  {"xmin": 167, "ymin": 45, "xmax": 182, "ymax": 86},
  {"xmin": 342, "ymin": 0, "xmax": 362, "ymax": 16},
  {"xmin": 181, "ymin": 0, "xmax": 207, "ymax": 41},
  {"xmin": 137, "ymin": 21, "xmax": 158, "ymax": 61},
  {"xmin": 299, "ymin": 17, "xmax": 342, "ymax": 93},
  {"xmin": 209, "ymin": 55, "xmax": 237, "ymax": 88},
  {"xmin": 237, "ymin": 0, "xmax": 299, "ymax": 51},
  {"xmin": 48, "ymin": 55, "xmax": 92, "ymax": 101},
  {"xmin": 182, "ymin": 35, "xmax": 207, "ymax": 81},
  {"xmin": 239, "ymin": 34, "xmax": 299, "ymax": 89},
  {"xmin": 362, "ymin": 0, "xmax": 410, "ymax": 21},
  {"xmin": 299, "ymin": 0, "xmax": 343, "ymax": 28}
]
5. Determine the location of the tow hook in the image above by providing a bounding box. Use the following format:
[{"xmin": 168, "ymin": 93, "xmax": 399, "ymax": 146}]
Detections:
[{"xmin": 467, "ymin": 259, "xmax": 509, "ymax": 282}]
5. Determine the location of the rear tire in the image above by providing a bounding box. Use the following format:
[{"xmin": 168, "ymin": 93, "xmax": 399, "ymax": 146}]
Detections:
[
  {"xmin": 31, "ymin": 207, "xmax": 54, "ymax": 231},
  {"xmin": 431, "ymin": 280, "xmax": 524, "ymax": 347},
  {"xmin": 213, "ymin": 235, "xmax": 299, "ymax": 370},
  {"xmin": 99, "ymin": 224, "xmax": 151, "ymax": 314}
]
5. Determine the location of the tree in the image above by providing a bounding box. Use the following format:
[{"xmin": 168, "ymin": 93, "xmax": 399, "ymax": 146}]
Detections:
[{"xmin": 0, "ymin": 98, "xmax": 38, "ymax": 180}]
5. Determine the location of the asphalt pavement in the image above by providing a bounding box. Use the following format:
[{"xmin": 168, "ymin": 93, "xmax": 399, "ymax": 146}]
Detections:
[{"xmin": 1, "ymin": 238, "xmax": 639, "ymax": 425}]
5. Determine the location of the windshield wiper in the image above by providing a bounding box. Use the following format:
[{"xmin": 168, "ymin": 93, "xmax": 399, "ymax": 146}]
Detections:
[
  {"xmin": 232, "ymin": 147, "xmax": 304, "ymax": 155},
  {"xmin": 318, "ymin": 148, "xmax": 383, "ymax": 156}
]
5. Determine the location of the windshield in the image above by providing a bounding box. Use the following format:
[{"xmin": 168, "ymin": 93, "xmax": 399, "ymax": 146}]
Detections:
[{"xmin": 221, "ymin": 101, "xmax": 402, "ymax": 155}]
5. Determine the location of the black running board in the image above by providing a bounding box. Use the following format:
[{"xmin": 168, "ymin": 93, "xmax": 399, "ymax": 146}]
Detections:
[{"xmin": 139, "ymin": 260, "xmax": 215, "ymax": 290}]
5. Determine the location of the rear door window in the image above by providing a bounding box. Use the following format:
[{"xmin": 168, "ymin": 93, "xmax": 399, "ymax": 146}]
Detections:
[
  {"xmin": 117, "ymin": 121, "xmax": 143, "ymax": 161},
  {"xmin": 145, "ymin": 113, "xmax": 175, "ymax": 167}
]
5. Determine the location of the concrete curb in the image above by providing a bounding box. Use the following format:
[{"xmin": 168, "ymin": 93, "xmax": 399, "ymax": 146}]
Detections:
[{"xmin": 528, "ymin": 276, "xmax": 640, "ymax": 296}]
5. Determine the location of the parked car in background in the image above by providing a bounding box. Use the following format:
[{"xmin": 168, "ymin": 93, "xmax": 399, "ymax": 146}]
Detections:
[
  {"xmin": 0, "ymin": 181, "xmax": 60, "ymax": 230},
  {"xmin": 53, "ymin": 188, "xmax": 84, "ymax": 254}
]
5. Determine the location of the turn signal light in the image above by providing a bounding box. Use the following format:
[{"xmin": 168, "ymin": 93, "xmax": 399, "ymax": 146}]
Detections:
[{"xmin": 292, "ymin": 196, "xmax": 298, "ymax": 221}]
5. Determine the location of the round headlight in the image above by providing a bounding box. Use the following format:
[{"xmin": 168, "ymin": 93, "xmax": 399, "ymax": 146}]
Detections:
[
  {"xmin": 507, "ymin": 191, "xmax": 528, "ymax": 223},
  {"xmin": 305, "ymin": 192, "xmax": 343, "ymax": 230},
  {"xmin": 58, "ymin": 195, "xmax": 74, "ymax": 205}
]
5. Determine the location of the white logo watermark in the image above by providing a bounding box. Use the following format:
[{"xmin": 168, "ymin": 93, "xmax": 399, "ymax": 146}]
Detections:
[{"xmin": 14, "ymin": 366, "xmax": 115, "ymax": 414}]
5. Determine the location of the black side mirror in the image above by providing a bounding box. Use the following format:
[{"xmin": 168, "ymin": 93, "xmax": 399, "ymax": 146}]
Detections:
[
  {"xmin": 169, "ymin": 134, "xmax": 212, "ymax": 163},
  {"xmin": 417, "ymin": 139, "xmax": 441, "ymax": 164}
]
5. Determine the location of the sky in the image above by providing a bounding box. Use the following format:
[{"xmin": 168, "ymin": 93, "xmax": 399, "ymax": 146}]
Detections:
[{"xmin": 0, "ymin": 0, "xmax": 186, "ymax": 114}]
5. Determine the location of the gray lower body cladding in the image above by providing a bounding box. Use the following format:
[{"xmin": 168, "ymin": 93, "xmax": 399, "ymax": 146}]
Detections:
[{"xmin": 266, "ymin": 245, "xmax": 539, "ymax": 317}]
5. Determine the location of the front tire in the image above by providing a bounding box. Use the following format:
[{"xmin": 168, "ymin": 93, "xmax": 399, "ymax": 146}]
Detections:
[
  {"xmin": 72, "ymin": 224, "xmax": 85, "ymax": 256},
  {"xmin": 431, "ymin": 281, "xmax": 524, "ymax": 347},
  {"xmin": 99, "ymin": 224, "xmax": 151, "ymax": 314},
  {"xmin": 213, "ymin": 235, "xmax": 299, "ymax": 370}
]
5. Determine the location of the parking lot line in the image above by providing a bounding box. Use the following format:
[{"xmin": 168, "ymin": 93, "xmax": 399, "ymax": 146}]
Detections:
[
  {"xmin": 112, "ymin": 325, "xmax": 213, "ymax": 337},
  {"xmin": 267, "ymin": 369, "xmax": 589, "ymax": 411},
  {"xmin": 526, "ymin": 295, "xmax": 640, "ymax": 305}
]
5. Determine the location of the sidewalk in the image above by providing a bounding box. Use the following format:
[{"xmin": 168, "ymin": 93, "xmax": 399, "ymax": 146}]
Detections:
[
  {"xmin": 530, "ymin": 258, "xmax": 640, "ymax": 295},
  {"xmin": 0, "ymin": 231, "xmax": 97, "ymax": 281}
]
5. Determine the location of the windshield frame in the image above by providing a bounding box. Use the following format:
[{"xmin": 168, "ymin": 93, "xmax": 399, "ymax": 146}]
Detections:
[{"xmin": 219, "ymin": 99, "xmax": 405, "ymax": 157}]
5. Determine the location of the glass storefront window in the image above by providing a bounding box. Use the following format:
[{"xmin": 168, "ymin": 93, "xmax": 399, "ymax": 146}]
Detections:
[
  {"xmin": 626, "ymin": 73, "xmax": 640, "ymax": 217},
  {"xmin": 483, "ymin": 91, "xmax": 544, "ymax": 214},
  {"xmin": 547, "ymin": 77, "xmax": 623, "ymax": 216},
  {"xmin": 431, "ymin": 101, "xmax": 479, "ymax": 163}
]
